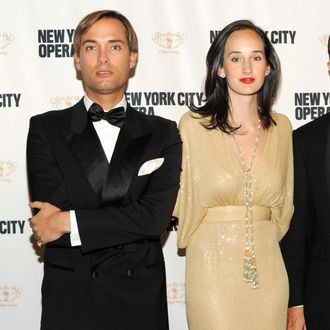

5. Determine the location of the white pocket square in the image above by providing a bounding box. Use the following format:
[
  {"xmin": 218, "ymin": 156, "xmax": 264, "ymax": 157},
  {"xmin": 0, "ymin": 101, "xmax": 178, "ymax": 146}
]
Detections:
[{"xmin": 138, "ymin": 158, "xmax": 164, "ymax": 176}]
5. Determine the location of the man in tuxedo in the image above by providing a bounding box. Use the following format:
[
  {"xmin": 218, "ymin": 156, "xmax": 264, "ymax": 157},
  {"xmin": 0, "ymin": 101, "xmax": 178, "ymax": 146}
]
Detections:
[
  {"xmin": 281, "ymin": 35, "xmax": 330, "ymax": 330},
  {"xmin": 27, "ymin": 10, "xmax": 182, "ymax": 330}
]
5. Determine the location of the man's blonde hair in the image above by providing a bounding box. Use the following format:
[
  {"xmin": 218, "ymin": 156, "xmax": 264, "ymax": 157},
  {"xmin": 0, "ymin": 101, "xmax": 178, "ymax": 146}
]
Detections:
[{"xmin": 73, "ymin": 10, "xmax": 138, "ymax": 55}]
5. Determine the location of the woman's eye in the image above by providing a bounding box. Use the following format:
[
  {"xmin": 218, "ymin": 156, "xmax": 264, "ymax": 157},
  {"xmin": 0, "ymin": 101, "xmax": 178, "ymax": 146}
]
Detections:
[{"xmin": 231, "ymin": 57, "xmax": 240, "ymax": 62}]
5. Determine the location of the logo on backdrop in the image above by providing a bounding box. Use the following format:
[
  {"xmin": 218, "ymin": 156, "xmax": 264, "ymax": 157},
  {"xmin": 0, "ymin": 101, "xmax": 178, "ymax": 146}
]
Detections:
[
  {"xmin": 0, "ymin": 285, "xmax": 23, "ymax": 307},
  {"xmin": 320, "ymin": 33, "xmax": 330, "ymax": 48},
  {"xmin": 125, "ymin": 91, "xmax": 203, "ymax": 115},
  {"xmin": 167, "ymin": 282, "xmax": 185, "ymax": 304},
  {"xmin": 38, "ymin": 28, "xmax": 74, "ymax": 58},
  {"xmin": 152, "ymin": 32, "xmax": 187, "ymax": 54},
  {"xmin": 294, "ymin": 92, "xmax": 330, "ymax": 120},
  {"xmin": 265, "ymin": 30, "xmax": 296, "ymax": 44},
  {"xmin": 51, "ymin": 95, "xmax": 80, "ymax": 109},
  {"xmin": 0, "ymin": 93, "xmax": 21, "ymax": 108},
  {"xmin": 0, "ymin": 220, "xmax": 26, "ymax": 234},
  {"xmin": 0, "ymin": 32, "xmax": 14, "ymax": 55},
  {"xmin": 0, "ymin": 160, "xmax": 17, "ymax": 182},
  {"xmin": 210, "ymin": 30, "xmax": 296, "ymax": 44}
]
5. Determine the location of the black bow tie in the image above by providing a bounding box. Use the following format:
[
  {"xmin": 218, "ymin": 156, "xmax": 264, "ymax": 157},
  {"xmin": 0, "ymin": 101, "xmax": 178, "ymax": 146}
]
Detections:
[{"xmin": 88, "ymin": 103, "xmax": 125, "ymax": 128}]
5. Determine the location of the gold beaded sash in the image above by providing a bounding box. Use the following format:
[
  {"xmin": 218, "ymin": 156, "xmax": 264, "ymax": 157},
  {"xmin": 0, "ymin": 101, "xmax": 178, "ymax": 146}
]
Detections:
[
  {"xmin": 203, "ymin": 205, "xmax": 271, "ymax": 289},
  {"xmin": 203, "ymin": 205, "xmax": 270, "ymax": 222}
]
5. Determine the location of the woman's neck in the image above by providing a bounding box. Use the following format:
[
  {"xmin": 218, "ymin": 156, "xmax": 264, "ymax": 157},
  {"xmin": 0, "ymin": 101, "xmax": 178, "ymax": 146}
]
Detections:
[{"xmin": 229, "ymin": 97, "xmax": 260, "ymax": 129}]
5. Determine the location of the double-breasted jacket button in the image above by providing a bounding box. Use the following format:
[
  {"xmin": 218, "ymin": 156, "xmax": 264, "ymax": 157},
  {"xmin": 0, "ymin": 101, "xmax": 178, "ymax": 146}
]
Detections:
[{"xmin": 91, "ymin": 271, "xmax": 99, "ymax": 279}]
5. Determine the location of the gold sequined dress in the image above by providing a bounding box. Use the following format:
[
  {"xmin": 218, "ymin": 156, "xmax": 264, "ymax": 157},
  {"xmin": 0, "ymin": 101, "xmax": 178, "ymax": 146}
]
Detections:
[{"xmin": 175, "ymin": 111, "xmax": 293, "ymax": 330}]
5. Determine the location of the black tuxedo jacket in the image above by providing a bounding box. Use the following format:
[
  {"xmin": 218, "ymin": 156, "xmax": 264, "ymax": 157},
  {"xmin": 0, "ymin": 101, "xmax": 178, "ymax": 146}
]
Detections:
[
  {"xmin": 281, "ymin": 113, "xmax": 330, "ymax": 329},
  {"xmin": 26, "ymin": 99, "xmax": 182, "ymax": 330}
]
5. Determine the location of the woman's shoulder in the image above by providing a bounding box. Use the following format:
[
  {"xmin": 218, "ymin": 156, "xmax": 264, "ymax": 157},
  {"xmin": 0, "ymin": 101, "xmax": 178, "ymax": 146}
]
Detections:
[
  {"xmin": 179, "ymin": 110, "xmax": 209, "ymax": 130},
  {"xmin": 271, "ymin": 112, "xmax": 292, "ymax": 131}
]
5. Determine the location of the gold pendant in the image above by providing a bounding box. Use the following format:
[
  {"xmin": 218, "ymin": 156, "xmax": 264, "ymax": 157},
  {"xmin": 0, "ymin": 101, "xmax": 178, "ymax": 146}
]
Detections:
[{"xmin": 243, "ymin": 249, "xmax": 259, "ymax": 289}]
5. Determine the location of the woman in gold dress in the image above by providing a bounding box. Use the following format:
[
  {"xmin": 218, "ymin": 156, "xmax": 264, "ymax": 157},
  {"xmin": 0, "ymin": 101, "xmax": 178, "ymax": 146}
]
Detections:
[{"xmin": 175, "ymin": 20, "xmax": 293, "ymax": 330}]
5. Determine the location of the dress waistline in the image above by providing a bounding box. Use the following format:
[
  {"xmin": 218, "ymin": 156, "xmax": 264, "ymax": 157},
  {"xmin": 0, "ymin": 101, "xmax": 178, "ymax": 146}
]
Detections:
[{"xmin": 203, "ymin": 205, "xmax": 271, "ymax": 222}]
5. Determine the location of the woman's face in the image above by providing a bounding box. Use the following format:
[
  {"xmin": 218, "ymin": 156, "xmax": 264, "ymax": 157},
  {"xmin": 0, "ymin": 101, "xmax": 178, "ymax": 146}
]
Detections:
[{"xmin": 218, "ymin": 28, "xmax": 270, "ymax": 99}]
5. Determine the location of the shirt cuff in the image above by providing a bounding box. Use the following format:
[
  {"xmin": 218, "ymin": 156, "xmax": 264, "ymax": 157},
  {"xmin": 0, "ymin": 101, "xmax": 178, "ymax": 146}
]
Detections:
[{"xmin": 69, "ymin": 210, "xmax": 81, "ymax": 246}]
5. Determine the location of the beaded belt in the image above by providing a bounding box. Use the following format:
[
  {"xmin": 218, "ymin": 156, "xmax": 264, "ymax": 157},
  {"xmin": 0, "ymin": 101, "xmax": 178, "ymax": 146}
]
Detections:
[
  {"xmin": 203, "ymin": 205, "xmax": 271, "ymax": 289},
  {"xmin": 203, "ymin": 205, "xmax": 271, "ymax": 222}
]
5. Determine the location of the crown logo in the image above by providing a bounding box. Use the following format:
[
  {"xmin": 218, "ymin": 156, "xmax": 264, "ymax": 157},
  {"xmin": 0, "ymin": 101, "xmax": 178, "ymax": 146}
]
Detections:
[
  {"xmin": 0, "ymin": 285, "xmax": 23, "ymax": 304},
  {"xmin": 0, "ymin": 160, "xmax": 17, "ymax": 181},
  {"xmin": 152, "ymin": 32, "xmax": 187, "ymax": 54},
  {"xmin": 320, "ymin": 34, "xmax": 330, "ymax": 47},
  {"xmin": 167, "ymin": 282, "xmax": 185, "ymax": 304},
  {"xmin": 51, "ymin": 95, "xmax": 80, "ymax": 110},
  {"xmin": 0, "ymin": 32, "xmax": 14, "ymax": 55}
]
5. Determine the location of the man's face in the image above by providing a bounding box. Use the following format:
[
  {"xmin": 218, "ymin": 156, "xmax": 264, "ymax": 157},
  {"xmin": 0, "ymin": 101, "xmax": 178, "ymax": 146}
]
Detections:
[{"xmin": 74, "ymin": 18, "xmax": 137, "ymax": 102}]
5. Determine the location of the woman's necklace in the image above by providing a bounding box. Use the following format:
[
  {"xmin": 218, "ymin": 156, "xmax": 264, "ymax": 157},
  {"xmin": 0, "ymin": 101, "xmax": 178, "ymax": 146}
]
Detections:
[{"xmin": 232, "ymin": 118, "xmax": 261, "ymax": 289}]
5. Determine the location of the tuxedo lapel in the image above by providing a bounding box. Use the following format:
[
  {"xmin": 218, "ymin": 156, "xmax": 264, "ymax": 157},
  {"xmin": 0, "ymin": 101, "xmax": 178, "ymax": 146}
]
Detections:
[
  {"xmin": 62, "ymin": 99, "xmax": 109, "ymax": 197},
  {"xmin": 101, "ymin": 106, "xmax": 152, "ymax": 206},
  {"xmin": 325, "ymin": 119, "xmax": 330, "ymax": 200}
]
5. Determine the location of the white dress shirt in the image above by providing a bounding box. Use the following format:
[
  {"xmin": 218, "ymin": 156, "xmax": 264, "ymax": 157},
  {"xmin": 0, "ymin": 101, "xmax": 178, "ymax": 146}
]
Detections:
[{"xmin": 70, "ymin": 95, "xmax": 127, "ymax": 246}]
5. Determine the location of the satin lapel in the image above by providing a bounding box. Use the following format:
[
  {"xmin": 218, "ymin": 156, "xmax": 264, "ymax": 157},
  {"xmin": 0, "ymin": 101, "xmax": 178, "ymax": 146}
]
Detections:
[
  {"xmin": 325, "ymin": 119, "xmax": 330, "ymax": 200},
  {"xmin": 101, "ymin": 106, "xmax": 152, "ymax": 206},
  {"xmin": 62, "ymin": 99, "xmax": 109, "ymax": 196}
]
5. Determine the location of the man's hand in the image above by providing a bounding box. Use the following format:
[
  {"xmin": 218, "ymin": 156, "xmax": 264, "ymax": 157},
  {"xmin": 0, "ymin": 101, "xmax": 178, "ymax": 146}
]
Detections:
[
  {"xmin": 287, "ymin": 306, "xmax": 307, "ymax": 330},
  {"xmin": 29, "ymin": 201, "xmax": 70, "ymax": 246}
]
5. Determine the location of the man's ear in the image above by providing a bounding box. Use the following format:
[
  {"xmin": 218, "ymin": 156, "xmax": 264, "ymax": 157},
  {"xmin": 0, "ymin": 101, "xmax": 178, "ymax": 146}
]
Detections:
[
  {"xmin": 129, "ymin": 51, "xmax": 138, "ymax": 69},
  {"xmin": 74, "ymin": 53, "xmax": 81, "ymax": 71}
]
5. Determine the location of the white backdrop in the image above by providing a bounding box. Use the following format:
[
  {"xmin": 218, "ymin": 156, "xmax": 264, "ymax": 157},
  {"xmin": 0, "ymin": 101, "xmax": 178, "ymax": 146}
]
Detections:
[{"xmin": 0, "ymin": 0, "xmax": 329, "ymax": 329}]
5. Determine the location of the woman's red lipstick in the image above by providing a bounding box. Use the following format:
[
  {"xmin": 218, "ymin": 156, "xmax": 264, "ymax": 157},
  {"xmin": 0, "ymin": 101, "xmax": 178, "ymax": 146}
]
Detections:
[{"xmin": 239, "ymin": 77, "xmax": 255, "ymax": 84}]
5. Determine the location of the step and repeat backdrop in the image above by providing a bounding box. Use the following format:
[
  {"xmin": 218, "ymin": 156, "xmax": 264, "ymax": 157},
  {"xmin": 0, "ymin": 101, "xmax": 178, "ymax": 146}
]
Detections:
[{"xmin": 0, "ymin": 0, "xmax": 329, "ymax": 329}]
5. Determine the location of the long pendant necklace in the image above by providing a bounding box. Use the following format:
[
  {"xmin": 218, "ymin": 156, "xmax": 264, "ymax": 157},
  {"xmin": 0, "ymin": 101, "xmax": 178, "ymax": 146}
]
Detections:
[{"xmin": 233, "ymin": 118, "xmax": 261, "ymax": 289}]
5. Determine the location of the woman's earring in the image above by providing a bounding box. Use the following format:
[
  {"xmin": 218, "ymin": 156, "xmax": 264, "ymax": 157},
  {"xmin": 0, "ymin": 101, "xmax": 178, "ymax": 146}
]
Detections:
[{"xmin": 219, "ymin": 73, "xmax": 225, "ymax": 78}]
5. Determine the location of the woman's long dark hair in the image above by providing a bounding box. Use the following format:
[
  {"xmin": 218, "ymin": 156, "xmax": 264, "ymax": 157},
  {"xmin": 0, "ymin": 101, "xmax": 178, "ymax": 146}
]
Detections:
[{"xmin": 191, "ymin": 20, "xmax": 281, "ymax": 133}]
